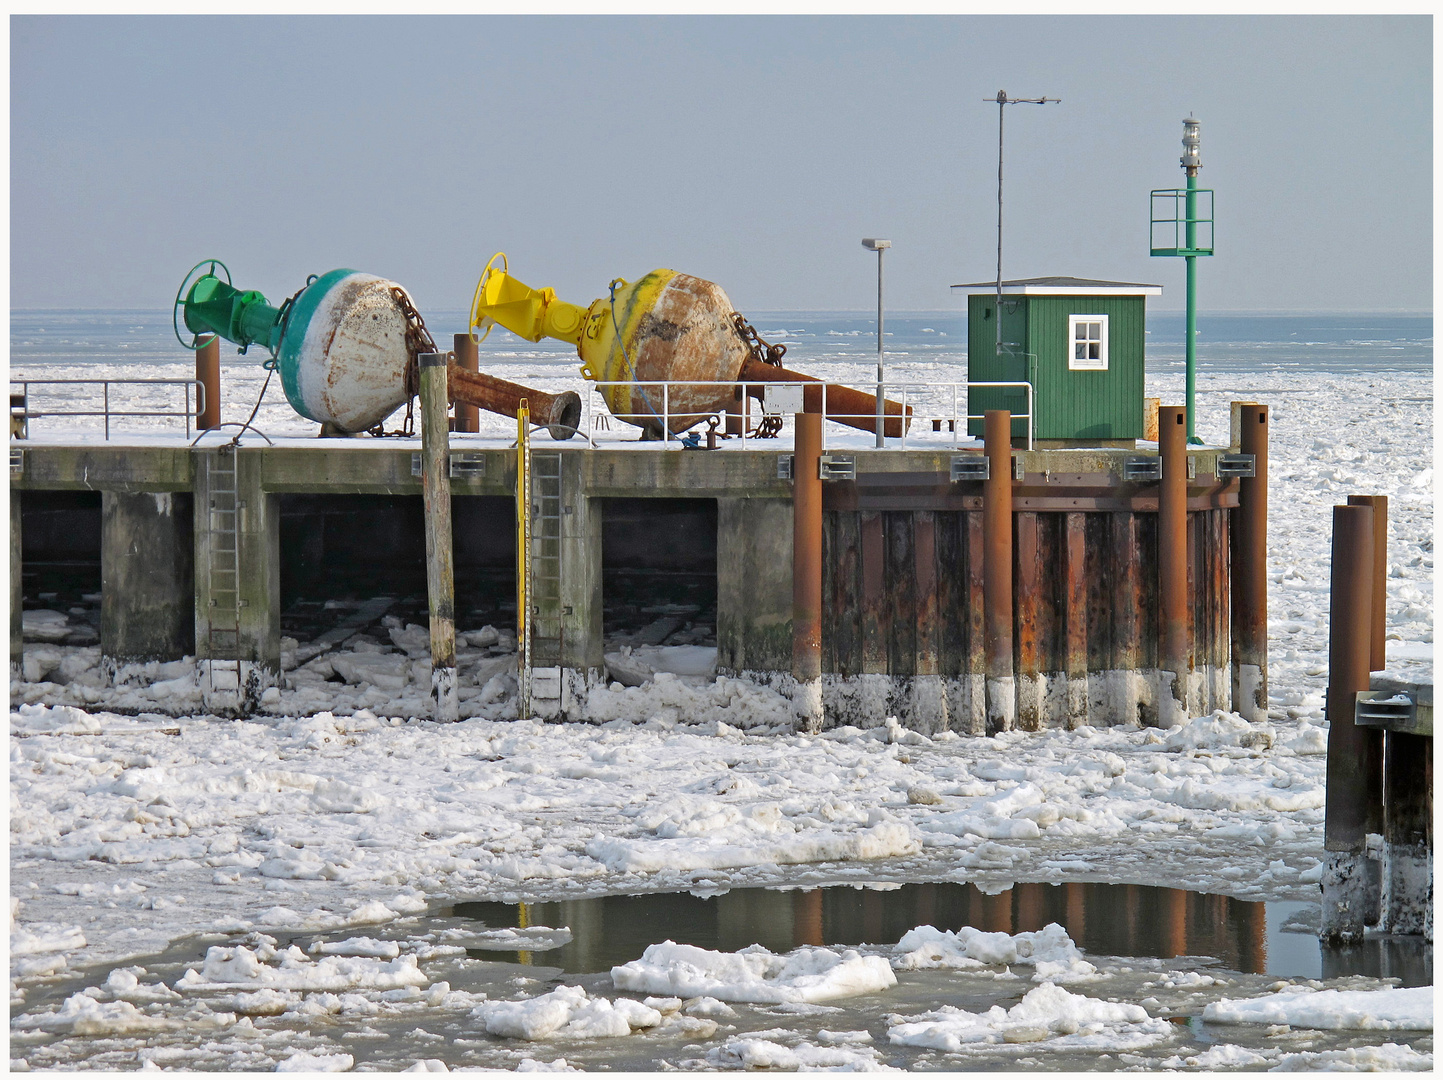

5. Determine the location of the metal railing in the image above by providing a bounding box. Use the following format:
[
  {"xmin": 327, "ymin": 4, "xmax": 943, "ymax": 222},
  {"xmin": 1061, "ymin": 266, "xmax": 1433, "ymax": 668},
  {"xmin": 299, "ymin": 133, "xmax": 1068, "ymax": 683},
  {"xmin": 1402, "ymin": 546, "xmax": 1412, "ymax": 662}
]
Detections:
[
  {"xmin": 582, "ymin": 379, "xmax": 1034, "ymax": 450},
  {"xmin": 10, "ymin": 378, "xmax": 207, "ymax": 440}
]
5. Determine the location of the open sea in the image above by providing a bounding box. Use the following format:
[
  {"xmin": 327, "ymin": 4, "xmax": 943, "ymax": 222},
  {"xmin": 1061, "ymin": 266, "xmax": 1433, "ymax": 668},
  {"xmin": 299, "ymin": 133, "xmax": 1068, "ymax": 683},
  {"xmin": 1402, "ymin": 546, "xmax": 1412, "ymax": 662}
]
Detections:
[
  {"xmin": 7, "ymin": 308, "xmax": 1432, "ymax": 447},
  {"xmin": 9, "ymin": 309, "xmax": 1434, "ymax": 375}
]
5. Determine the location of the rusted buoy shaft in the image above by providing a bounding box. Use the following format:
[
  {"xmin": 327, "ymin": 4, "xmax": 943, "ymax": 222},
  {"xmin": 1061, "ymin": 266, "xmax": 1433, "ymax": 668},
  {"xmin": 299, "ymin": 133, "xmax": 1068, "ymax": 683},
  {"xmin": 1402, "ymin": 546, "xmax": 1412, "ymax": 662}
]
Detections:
[
  {"xmin": 739, "ymin": 358, "xmax": 911, "ymax": 438},
  {"xmin": 196, "ymin": 335, "xmax": 221, "ymax": 430},
  {"xmin": 1231, "ymin": 404, "xmax": 1268, "ymax": 720},
  {"xmin": 982, "ymin": 410, "xmax": 1014, "ymax": 732},
  {"xmin": 1158, "ymin": 405, "xmax": 1189, "ymax": 724},
  {"xmin": 792, "ymin": 411, "xmax": 824, "ymax": 733},
  {"xmin": 1321, "ymin": 503, "xmax": 1377, "ymax": 941},
  {"xmin": 447, "ymin": 364, "xmax": 582, "ymax": 440},
  {"xmin": 451, "ymin": 334, "xmax": 480, "ymax": 433}
]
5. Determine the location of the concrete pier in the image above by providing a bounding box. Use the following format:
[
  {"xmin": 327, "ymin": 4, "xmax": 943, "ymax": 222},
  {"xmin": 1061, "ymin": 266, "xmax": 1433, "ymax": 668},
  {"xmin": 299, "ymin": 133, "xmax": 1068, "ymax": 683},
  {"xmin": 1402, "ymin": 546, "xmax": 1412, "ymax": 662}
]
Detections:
[
  {"xmin": 101, "ymin": 491, "xmax": 193, "ymax": 667},
  {"xmin": 556, "ymin": 450, "xmax": 604, "ymax": 716},
  {"xmin": 14, "ymin": 439, "xmax": 1250, "ymax": 728},
  {"xmin": 717, "ymin": 496, "xmax": 793, "ymax": 676},
  {"xmin": 10, "ymin": 489, "xmax": 22, "ymax": 678},
  {"xmin": 193, "ymin": 447, "xmax": 280, "ymax": 713}
]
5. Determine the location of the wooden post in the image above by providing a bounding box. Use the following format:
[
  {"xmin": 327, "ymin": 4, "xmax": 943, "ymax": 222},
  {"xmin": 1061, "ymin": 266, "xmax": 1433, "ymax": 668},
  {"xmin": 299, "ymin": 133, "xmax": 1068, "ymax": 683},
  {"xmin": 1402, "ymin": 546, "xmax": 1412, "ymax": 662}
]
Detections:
[
  {"xmin": 1158, "ymin": 405, "xmax": 1189, "ymax": 725},
  {"xmin": 983, "ymin": 410, "xmax": 1015, "ymax": 732},
  {"xmin": 452, "ymin": 333, "xmax": 480, "ymax": 433},
  {"xmin": 792, "ymin": 411, "xmax": 823, "ymax": 733},
  {"xmin": 419, "ymin": 352, "xmax": 457, "ymax": 722},
  {"xmin": 1231, "ymin": 404, "xmax": 1268, "ymax": 721},
  {"xmin": 1320, "ymin": 503, "xmax": 1375, "ymax": 942},
  {"xmin": 196, "ymin": 335, "xmax": 221, "ymax": 430}
]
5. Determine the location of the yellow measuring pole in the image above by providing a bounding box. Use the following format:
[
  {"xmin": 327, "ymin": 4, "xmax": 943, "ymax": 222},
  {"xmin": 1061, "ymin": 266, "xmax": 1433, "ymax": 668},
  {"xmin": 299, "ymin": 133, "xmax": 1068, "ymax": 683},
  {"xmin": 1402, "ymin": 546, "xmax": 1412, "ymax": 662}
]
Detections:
[{"xmin": 516, "ymin": 400, "xmax": 532, "ymax": 722}]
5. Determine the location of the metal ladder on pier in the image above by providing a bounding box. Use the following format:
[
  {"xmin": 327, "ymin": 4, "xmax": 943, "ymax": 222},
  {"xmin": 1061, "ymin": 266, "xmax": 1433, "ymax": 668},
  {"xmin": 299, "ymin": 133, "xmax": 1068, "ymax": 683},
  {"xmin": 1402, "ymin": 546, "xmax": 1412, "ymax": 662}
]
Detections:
[
  {"xmin": 206, "ymin": 448, "xmax": 242, "ymax": 696},
  {"xmin": 529, "ymin": 451, "xmax": 564, "ymax": 715}
]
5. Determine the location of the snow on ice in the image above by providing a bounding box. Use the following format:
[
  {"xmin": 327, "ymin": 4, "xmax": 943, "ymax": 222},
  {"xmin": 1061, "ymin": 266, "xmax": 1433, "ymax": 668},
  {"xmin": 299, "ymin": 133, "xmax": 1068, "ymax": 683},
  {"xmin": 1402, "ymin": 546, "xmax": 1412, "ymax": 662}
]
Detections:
[
  {"xmin": 8, "ymin": 363, "xmax": 1433, "ymax": 1068},
  {"xmin": 1203, "ymin": 984, "xmax": 1434, "ymax": 1031}
]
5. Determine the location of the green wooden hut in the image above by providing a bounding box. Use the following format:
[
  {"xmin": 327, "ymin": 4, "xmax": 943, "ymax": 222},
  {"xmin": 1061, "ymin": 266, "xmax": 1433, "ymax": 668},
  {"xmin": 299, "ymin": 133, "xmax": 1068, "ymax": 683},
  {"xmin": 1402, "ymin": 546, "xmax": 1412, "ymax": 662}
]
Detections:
[{"xmin": 953, "ymin": 277, "xmax": 1162, "ymax": 447}]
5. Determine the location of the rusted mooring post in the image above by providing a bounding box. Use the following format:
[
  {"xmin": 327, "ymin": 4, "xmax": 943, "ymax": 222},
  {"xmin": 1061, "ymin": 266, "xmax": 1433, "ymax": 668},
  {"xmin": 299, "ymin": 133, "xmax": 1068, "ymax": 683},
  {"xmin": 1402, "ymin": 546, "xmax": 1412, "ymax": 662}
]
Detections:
[
  {"xmin": 196, "ymin": 334, "xmax": 221, "ymax": 430},
  {"xmin": 792, "ymin": 410, "xmax": 824, "ymax": 733},
  {"xmin": 1346, "ymin": 495, "xmax": 1388, "ymax": 671},
  {"xmin": 983, "ymin": 410, "xmax": 1015, "ymax": 732},
  {"xmin": 1321, "ymin": 502, "xmax": 1376, "ymax": 942},
  {"xmin": 1158, "ymin": 405, "xmax": 1190, "ymax": 725},
  {"xmin": 452, "ymin": 333, "xmax": 480, "ymax": 434},
  {"xmin": 1231, "ymin": 403, "xmax": 1268, "ymax": 721},
  {"xmin": 1346, "ymin": 493, "xmax": 1389, "ymax": 923},
  {"xmin": 419, "ymin": 352, "xmax": 458, "ymax": 722}
]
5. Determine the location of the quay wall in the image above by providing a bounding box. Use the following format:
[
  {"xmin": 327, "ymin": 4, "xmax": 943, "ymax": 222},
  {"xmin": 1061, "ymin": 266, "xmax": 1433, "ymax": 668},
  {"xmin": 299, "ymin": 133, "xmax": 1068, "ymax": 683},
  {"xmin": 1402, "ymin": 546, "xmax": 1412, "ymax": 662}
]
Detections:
[{"xmin": 11, "ymin": 443, "xmax": 1244, "ymax": 730}]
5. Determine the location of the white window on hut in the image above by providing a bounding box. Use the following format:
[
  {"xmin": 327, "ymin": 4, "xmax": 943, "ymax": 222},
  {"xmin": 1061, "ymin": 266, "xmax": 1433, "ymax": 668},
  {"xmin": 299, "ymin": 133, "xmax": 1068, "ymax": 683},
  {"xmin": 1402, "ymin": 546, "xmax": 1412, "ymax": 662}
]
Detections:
[{"xmin": 1069, "ymin": 314, "xmax": 1108, "ymax": 371}]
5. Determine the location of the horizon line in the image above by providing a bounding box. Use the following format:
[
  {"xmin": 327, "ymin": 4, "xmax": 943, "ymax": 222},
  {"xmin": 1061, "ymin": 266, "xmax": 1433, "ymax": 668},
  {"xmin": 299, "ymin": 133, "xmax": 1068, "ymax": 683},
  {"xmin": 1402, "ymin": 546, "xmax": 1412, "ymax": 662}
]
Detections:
[{"xmin": 8, "ymin": 307, "xmax": 1435, "ymax": 318}]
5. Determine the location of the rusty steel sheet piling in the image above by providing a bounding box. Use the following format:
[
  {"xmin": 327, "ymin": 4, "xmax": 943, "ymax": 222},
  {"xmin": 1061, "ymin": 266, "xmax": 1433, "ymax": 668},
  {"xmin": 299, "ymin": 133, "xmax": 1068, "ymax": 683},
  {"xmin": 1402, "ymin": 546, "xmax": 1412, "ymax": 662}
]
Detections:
[
  {"xmin": 1158, "ymin": 405, "xmax": 1190, "ymax": 725},
  {"xmin": 983, "ymin": 410, "xmax": 1016, "ymax": 732},
  {"xmin": 792, "ymin": 411, "xmax": 824, "ymax": 733},
  {"xmin": 1231, "ymin": 404, "xmax": 1269, "ymax": 720},
  {"xmin": 452, "ymin": 333, "xmax": 480, "ymax": 433},
  {"xmin": 1109, "ymin": 512, "xmax": 1143, "ymax": 726},
  {"xmin": 419, "ymin": 353, "xmax": 458, "ymax": 722},
  {"xmin": 1014, "ymin": 511, "xmax": 1042, "ymax": 731},
  {"xmin": 1320, "ymin": 503, "xmax": 1376, "ymax": 942},
  {"xmin": 447, "ymin": 364, "xmax": 582, "ymax": 441},
  {"xmin": 196, "ymin": 335, "xmax": 221, "ymax": 430},
  {"xmin": 911, "ymin": 510, "xmax": 946, "ymax": 730},
  {"xmin": 738, "ymin": 358, "xmax": 911, "ymax": 438},
  {"xmin": 1064, "ymin": 512, "xmax": 1090, "ymax": 729},
  {"xmin": 860, "ymin": 511, "xmax": 887, "ymax": 676}
]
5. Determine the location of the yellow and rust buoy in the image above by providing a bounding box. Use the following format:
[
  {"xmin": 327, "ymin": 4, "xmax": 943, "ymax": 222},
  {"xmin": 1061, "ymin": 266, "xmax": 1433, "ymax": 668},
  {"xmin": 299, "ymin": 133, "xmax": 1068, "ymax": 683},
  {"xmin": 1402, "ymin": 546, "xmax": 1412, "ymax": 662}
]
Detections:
[{"xmin": 471, "ymin": 255, "xmax": 909, "ymax": 439}]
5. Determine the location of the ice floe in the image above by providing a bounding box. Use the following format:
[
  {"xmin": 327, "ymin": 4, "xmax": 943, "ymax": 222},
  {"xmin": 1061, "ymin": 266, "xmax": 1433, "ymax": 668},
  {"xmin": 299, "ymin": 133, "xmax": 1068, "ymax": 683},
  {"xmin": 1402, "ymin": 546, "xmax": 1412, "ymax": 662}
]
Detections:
[
  {"xmin": 611, "ymin": 940, "xmax": 897, "ymax": 1003},
  {"xmin": 1202, "ymin": 985, "xmax": 1433, "ymax": 1031}
]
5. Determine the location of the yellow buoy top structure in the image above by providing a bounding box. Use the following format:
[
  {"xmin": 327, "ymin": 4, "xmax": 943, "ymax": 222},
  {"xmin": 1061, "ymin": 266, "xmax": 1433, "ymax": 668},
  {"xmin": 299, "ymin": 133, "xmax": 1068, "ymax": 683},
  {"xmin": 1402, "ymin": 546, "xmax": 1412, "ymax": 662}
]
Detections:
[
  {"xmin": 471, "ymin": 254, "xmax": 911, "ymax": 440},
  {"xmin": 472, "ymin": 254, "xmax": 754, "ymax": 438}
]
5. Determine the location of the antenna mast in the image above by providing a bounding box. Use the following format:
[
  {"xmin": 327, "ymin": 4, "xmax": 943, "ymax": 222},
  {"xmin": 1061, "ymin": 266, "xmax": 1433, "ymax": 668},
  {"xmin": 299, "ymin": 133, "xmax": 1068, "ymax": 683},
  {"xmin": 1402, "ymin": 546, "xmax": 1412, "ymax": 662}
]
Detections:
[{"xmin": 987, "ymin": 90, "xmax": 1059, "ymax": 355}]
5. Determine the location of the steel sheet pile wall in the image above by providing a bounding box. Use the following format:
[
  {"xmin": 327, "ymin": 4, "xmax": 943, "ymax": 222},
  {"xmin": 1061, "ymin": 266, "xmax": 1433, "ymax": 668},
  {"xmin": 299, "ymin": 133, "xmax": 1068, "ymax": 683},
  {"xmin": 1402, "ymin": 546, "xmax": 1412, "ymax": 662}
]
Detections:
[{"xmin": 821, "ymin": 503, "xmax": 1233, "ymax": 731}]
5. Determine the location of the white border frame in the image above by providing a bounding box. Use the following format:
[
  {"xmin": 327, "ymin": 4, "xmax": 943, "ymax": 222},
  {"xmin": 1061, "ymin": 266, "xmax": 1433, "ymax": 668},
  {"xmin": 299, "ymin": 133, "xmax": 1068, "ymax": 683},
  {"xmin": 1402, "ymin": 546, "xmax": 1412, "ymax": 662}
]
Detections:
[{"xmin": 1068, "ymin": 314, "xmax": 1109, "ymax": 371}]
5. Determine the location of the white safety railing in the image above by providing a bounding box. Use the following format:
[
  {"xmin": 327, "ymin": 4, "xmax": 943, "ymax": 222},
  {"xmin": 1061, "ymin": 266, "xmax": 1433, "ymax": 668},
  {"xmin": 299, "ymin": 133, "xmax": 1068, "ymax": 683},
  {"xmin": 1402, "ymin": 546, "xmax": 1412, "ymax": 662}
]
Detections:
[
  {"xmin": 582, "ymin": 380, "xmax": 1034, "ymax": 450},
  {"xmin": 11, "ymin": 378, "xmax": 207, "ymax": 440}
]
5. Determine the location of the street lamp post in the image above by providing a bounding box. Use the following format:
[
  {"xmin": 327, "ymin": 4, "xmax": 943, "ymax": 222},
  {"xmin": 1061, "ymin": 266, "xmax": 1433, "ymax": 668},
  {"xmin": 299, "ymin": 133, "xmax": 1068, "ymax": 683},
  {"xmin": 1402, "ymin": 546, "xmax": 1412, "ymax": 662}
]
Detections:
[{"xmin": 861, "ymin": 238, "xmax": 890, "ymax": 448}]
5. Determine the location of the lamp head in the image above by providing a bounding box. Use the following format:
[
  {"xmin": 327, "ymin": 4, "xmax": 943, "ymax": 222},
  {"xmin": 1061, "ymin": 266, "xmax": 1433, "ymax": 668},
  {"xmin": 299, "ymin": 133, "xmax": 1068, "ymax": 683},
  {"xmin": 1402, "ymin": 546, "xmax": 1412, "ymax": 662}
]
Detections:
[
  {"xmin": 1181, "ymin": 115, "xmax": 1201, "ymax": 169},
  {"xmin": 861, "ymin": 238, "xmax": 892, "ymax": 251}
]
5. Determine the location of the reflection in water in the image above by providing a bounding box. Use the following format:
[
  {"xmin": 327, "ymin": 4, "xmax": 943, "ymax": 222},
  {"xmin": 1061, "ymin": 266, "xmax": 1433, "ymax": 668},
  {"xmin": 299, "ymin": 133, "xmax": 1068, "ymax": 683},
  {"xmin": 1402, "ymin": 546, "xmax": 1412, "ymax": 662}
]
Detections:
[
  {"xmin": 451, "ymin": 881, "xmax": 1431, "ymax": 986},
  {"xmin": 450, "ymin": 881, "xmax": 1264, "ymax": 976}
]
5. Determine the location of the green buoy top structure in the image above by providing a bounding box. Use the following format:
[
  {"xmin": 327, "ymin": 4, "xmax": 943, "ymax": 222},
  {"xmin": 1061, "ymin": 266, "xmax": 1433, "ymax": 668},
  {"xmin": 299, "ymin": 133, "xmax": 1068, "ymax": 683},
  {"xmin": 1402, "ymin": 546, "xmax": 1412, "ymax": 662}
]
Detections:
[
  {"xmin": 176, "ymin": 260, "xmax": 423, "ymax": 433},
  {"xmin": 953, "ymin": 276, "xmax": 1161, "ymax": 448},
  {"xmin": 1151, "ymin": 116, "xmax": 1215, "ymax": 445}
]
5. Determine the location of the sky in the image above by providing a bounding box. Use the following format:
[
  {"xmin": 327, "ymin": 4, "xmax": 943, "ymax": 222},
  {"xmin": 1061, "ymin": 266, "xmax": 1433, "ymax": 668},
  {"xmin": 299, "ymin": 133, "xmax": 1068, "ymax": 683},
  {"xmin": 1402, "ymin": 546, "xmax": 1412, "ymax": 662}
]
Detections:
[{"xmin": 9, "ymin": 14, "xmax": 1433, "ymax": 314}]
